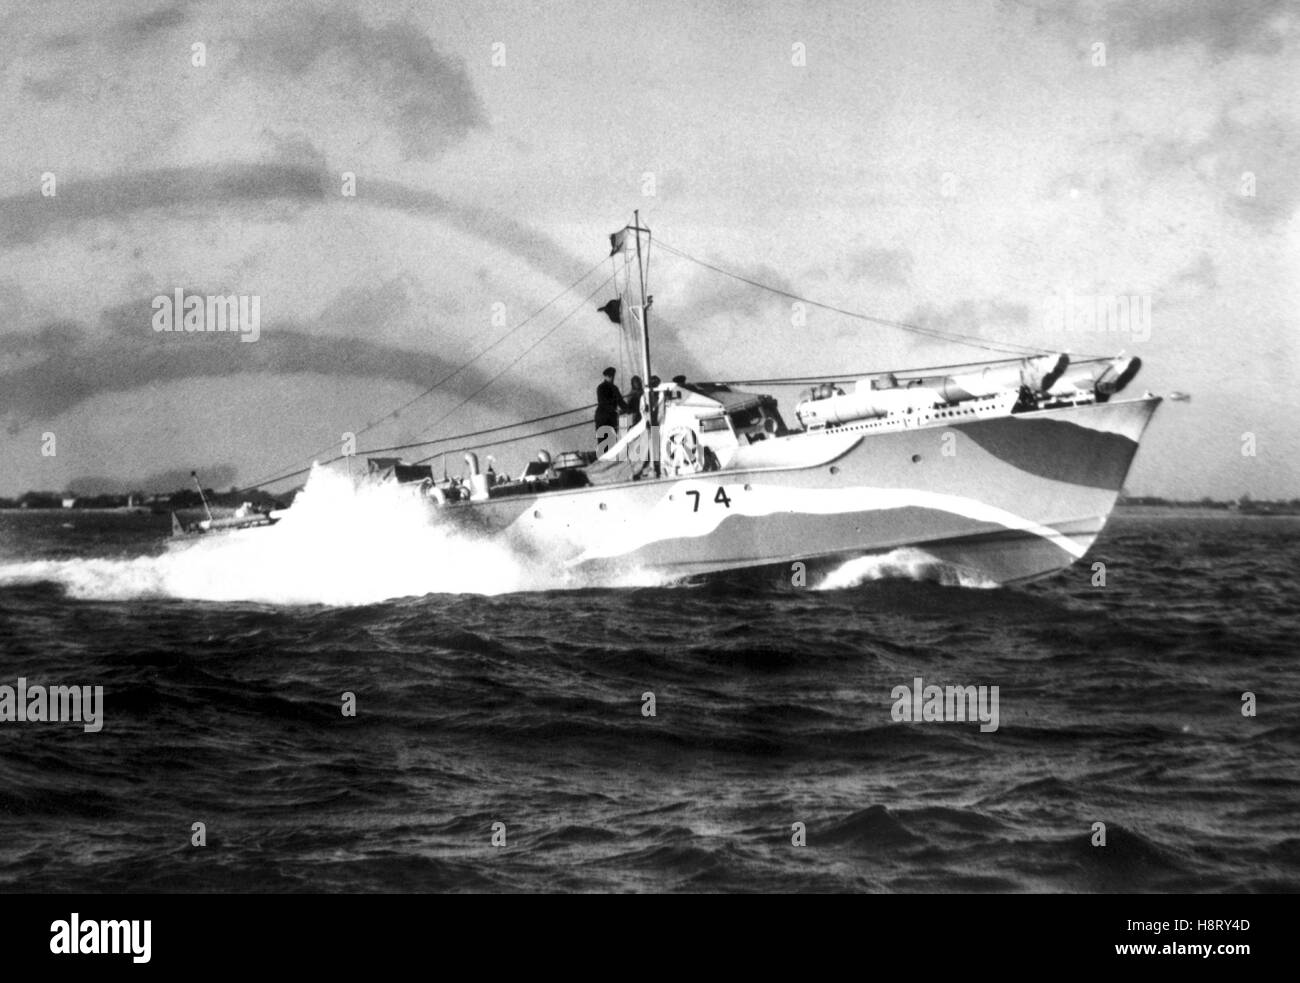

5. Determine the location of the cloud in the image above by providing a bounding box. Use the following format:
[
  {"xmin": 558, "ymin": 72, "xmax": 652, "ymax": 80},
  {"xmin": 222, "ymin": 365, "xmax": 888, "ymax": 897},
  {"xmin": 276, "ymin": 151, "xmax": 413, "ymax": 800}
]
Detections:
[
  {"xmin": 314, "ymin": 278, "xmax": 420, "ymax": 332},
  {"xmin": 121, "ymin": 4, "xmax": 192, "ymax": 39},
  {"xmin": 0, "ymin": 165, "xmax": 328, "ymax": 247},
  {"xmin": 67, "ymin": 464, "xmax": 237, "ymax": 497},
  {"xmin": 676, "ymin": 262, "xmax": 798, "ymax": 322},
  {"xmin": 1003, "ymin": 0, "xmax": 1292, "ymax": 56},
  {"xmin": 237, "ymin": 3, "xmax": 487, "ymax": 160},
  {"xmin": 1140, "ymin": 112, "xmax": 1300, "ymax": 229},
  {"xmin": 1109, "ymin": 0, "xmax": 1290, "ymax": 56},
  {"xmin": 19, "ymin": 75, "xmax": 70, "ymax": 102},
  {"xmin": 1044, "ymin": 169, "xmax": 1119, "ymax": 203},
  {"xmin": 1174, "ymin": 253, "xmax": 1217, "ymax": 292},
  {"xmin": 0, "ymin": 306, "xmax": 566, "ymax": 429},
  {"xmin": 3, "ymin": 320, "xmax": 86, "ymax": 355},
  {"xmin": 901, "ymin": 298, "xmax": 1035, "ymax": 352},
  {"xmin": 843, "ymin": 248, "xmax": 913, "ymax": 287},
  {"xmin": 39, "ymin": 33, "xmax": 82, "ymax": 53},
  {"xmin": 0, "ymin": 162, "xmax": 586, "ymax": 282},
  {"xmin": 14, "ymin": 1, "xmax": 484, "ymax": 168},
  {"xmin": 31, "ymin": 3, "xmax": 194, "ymax": 54},
  {"xmin": 0, "ymin": 162, "xmax": 706, "ymax": 383}
]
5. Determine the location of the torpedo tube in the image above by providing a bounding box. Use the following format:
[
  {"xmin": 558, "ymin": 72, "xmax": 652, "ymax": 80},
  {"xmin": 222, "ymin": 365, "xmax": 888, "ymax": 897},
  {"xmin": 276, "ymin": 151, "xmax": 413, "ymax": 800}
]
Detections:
[
  {"xmin": 1048, "ymin": 355, "xmax": 1141, "ymax": 400},
  {"xmin": 794, "ymin": 354, "xmax": 1070, "ymax": 428},
  {"xmin": 927, "ymin": 353, "xmax": 1069, "ymax": 402},
  {"xmin": 795, "ymin": 384, "xmax": 947, "ymax": 427}
]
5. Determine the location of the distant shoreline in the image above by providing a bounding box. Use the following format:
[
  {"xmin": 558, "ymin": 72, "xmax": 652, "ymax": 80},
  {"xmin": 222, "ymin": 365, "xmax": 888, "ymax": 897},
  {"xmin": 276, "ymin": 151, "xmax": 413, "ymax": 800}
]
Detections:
[
  {"xmin": 1115, "ymin": 503, "xmax": 1300, "ymax": 517},
  {"xmin": 0, "ymin": 507, "xmax": 157, "ymax": 513}
]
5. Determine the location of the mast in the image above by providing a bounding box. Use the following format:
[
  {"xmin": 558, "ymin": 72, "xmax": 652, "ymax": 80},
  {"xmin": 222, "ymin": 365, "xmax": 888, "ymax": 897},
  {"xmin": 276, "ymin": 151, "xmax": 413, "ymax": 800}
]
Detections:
[
  {"xmin": 633, "ymin": 209, "xmax": 652, "ymax": 403},
  {"xmin": 190, "ymin": 470, "xmax": 214, "ymax": 523},
  {"xmin": 632, "ymin": 210, "xmax": 658, "ymax": 476}
]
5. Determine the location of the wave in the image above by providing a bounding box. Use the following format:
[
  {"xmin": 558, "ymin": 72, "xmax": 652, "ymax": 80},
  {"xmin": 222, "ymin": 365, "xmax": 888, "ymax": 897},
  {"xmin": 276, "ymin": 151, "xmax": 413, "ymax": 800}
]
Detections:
[
  {"xmin": 815, "ymin": 548, "xmax": 998, "ymax": 590},
  {"xmin": 0, "ymin": 467, "xmax": 663, "ymax": 605}
]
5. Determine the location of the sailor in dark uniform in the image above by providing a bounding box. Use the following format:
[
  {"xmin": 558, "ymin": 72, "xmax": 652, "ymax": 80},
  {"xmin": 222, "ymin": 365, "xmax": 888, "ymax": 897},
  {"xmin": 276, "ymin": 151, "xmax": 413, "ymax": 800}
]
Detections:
[
  {"xmin": 626, "ymin": 375, "xmax": 645, "ymax": 427},
  {"xmin": 595, "ymin": 366, "xmax": 625, "ymax": 435}
]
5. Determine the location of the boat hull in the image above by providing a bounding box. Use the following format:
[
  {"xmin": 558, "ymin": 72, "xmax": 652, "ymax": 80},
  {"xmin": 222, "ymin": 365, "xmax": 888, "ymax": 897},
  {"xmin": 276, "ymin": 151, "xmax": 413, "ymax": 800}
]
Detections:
[{"xmin": 442, "ymin": 395, "xmax": 1161, "ymax": 586}]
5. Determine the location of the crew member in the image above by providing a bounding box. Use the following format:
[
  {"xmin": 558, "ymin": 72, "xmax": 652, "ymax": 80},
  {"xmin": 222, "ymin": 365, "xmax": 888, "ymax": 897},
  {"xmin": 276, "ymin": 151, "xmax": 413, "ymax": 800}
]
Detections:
[
  {"xmin": 626, "ymin": 375, "xmax": 645, "ymax": 427},
  {"xmin": 595, "ymin": 366, "xmax": 625, "ymax": 435}
]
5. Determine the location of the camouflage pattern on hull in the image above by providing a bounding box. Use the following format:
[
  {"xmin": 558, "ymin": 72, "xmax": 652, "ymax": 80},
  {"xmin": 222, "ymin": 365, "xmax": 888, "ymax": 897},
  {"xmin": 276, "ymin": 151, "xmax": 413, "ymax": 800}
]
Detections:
[{"xmin": 441, "ymin": 396, "xmax": 1161, "ymax": 585}]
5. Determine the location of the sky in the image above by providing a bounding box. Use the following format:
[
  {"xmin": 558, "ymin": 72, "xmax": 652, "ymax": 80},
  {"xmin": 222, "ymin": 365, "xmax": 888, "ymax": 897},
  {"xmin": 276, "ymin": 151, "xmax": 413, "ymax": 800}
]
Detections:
[{"xmin": 0, "ymin": 0, "xmax": 1296, "ymax": 499}]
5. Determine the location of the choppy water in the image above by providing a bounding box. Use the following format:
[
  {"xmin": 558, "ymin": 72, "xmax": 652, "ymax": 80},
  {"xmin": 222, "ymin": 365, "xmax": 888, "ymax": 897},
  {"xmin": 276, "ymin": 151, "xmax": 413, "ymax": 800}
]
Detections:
[{"xmin": 0, "ymin": 476, "xmax": 1296, "ymax": 892}]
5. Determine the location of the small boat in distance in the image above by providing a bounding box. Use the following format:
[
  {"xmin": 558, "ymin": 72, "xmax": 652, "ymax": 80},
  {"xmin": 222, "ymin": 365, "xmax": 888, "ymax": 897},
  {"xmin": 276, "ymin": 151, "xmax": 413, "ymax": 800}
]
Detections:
[{"xmin": 171, "ymin": 471, "xmax": 279, "ymax": 537}]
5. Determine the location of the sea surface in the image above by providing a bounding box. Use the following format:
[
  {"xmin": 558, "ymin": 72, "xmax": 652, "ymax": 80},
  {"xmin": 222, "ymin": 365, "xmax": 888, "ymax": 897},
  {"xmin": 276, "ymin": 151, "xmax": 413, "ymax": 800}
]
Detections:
[{"xmin": 0, "ymin": 482, "xmax": 1297, "ymax": 893}]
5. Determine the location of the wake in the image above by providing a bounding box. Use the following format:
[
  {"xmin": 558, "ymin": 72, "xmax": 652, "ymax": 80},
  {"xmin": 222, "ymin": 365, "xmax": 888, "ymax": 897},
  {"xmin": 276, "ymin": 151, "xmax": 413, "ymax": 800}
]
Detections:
[
  {"xmin": 0, "ymin": 469, "xmax": 998, "ymax": 603},
  {"xmin": 0, "ymin": 468, "xmax": 658, "ymax": 605},
  {"xmin": 815, "ymin": 548, "xmax": 998, "ymax": 590}
]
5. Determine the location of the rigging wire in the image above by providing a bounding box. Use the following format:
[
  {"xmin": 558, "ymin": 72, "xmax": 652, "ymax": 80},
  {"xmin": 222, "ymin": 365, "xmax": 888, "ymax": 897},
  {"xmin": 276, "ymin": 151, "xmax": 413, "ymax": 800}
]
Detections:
[
  {"xmin": 714, "ymin": 352, "xmax": 1118, "ymax": 388},
  {"xmin": 410, "ymin": 270, "xmax": 618, "ymax": 463},
  {"xmin": 353, "ymin": 404, "xmax": 594, "ymax": 458},
  {"xmin": 426, "ymin": 417, "xmax": 592, "ymax": 467},
  {"xmin": 655, "ymin": 239, "xmax": 1062, "ymax": 358},
  {"xmin": 240, "ymin": 257, "xmax": 609, "ymax": 490},
  {"xmin": 611, "ymin": 247, "xmax": 635, "ymax": 382},
  {"xmin": 617, "ymin": 294, "xmax": 630, "ymax": 382},
  {"xmin": 240, "ymin": 406, "xmax": 597, "ymax": 491}
]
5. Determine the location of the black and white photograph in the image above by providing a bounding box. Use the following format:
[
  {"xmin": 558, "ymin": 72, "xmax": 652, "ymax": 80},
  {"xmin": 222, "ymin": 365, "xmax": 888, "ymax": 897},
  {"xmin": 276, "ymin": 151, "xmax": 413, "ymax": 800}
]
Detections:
[{"xmin": 0, "ymin": 0, "xmax": 1294, "ymax": 960}]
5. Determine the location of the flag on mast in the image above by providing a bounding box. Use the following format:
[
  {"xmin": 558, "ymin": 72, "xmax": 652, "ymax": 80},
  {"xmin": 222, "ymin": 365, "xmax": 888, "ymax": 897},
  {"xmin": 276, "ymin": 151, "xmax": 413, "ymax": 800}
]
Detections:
[
  {"xmin": 609, "ymin": 227, "xmax": 630, "ymax": 256},
  {"xmin": 597, "ymin": 298, "xmax": 622, "ymax": 324}
]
